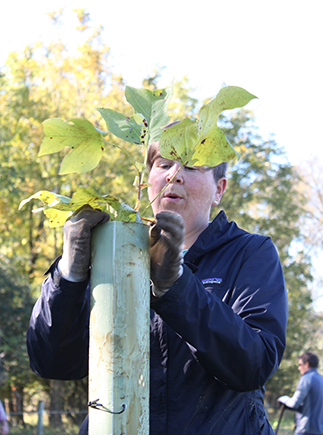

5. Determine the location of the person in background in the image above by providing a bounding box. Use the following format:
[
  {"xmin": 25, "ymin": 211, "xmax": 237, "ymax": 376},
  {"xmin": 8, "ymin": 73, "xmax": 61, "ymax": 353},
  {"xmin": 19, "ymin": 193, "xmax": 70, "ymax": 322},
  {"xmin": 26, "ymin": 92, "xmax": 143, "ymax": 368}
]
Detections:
[
  {"xmin": 0, "ymin": 400, "xmax": 9, "ymax": 435},
  {"xmin": 27, "ymin": 140, "xmax": 288, "ymax": 434},
  {"xmin": 278, "ymin": 351, "xmax": 323, "ymax": 435}
]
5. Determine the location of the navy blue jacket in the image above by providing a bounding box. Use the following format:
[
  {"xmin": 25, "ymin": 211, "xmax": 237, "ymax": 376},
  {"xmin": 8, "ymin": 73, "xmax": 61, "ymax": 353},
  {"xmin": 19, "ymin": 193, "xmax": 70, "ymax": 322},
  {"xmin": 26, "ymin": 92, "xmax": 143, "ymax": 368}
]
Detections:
[{"xmin": 27, "ymin": 211, "xmax": 288, "ymax": 434}]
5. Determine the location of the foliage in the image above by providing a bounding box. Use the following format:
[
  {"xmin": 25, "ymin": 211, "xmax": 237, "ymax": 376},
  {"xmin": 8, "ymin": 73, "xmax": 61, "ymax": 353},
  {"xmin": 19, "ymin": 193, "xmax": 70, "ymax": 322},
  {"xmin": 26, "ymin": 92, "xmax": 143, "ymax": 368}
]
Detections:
[
  {"xmin": 296, "ymin": 159, "xmax": 323, "ymax": 305},
  {"xmin": 19, "ymin": 84, "xmax": 256, "ymax": 226},
  {"xmin": 18, "ymin": 84, "xmax": 173, "ymax": 221},
  {"xmin": 0, "ymin": 10, "xmax": 123, "ymax": 287},
  {"xmin": 0, "ymin": 260, "xmax": 36, "ymax": 412},
  {"xmin": 159, "ymin": 86, "xmax": 256, "ymax": 166},
  {"xmin": 299, "ymin": 159, "xmax": 323, "ymax": 250},
  {"xmin": 19, "ymin": 188, "xmax": 142, "ymax": 228},
  {"xmin": 0, "ymin": 8, "xmax": 205, "ymax": 419},
  {"xmin": 40, "ymin": 118, "xmax": 107, "ymax": 174},
  {"xmin": 0, "ymin": 8, "xmax": 123, "ymax": 417}
]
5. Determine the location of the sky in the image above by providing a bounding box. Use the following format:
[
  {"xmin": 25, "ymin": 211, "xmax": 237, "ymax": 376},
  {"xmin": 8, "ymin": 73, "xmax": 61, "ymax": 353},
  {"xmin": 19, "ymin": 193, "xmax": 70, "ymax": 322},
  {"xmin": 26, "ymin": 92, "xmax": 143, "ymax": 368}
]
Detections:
[{"xmin": 1, "ymin": 1, "xmax": 323, "ymax": 305}]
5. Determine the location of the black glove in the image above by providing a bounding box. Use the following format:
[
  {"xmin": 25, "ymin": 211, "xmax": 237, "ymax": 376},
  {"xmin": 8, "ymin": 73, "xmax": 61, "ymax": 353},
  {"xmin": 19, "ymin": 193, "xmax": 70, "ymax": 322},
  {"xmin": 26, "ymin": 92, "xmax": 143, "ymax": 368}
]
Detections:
[
  {"xmin": 150, "ymin": 211, "xmax": 185, "ymax": 297},
  {"xmin": 58, "ymin": 205, "xmax": 110, "ymax": 282}
]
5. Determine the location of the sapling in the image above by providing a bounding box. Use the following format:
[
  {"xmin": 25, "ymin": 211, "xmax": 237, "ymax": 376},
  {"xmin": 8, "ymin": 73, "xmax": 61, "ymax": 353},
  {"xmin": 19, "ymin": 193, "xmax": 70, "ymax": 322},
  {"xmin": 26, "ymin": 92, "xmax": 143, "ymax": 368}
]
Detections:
[{"xmin": 19, "ymin": 84, "xmax": 257, "ymax": 223}]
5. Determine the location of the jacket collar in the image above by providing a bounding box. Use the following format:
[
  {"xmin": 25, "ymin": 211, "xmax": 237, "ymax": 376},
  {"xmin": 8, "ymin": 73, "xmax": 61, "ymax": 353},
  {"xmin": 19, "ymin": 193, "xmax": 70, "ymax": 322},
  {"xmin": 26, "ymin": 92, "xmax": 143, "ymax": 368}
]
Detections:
[{"xmin": 184, "ymin": 210, "xmax": 244, "ymax": 264}]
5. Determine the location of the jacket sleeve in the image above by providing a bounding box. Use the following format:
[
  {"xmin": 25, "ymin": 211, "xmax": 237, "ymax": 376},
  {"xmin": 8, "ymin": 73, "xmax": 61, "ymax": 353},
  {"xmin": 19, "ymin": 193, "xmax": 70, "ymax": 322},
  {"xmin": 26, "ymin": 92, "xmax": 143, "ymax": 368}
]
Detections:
[
  {"xmin": 151, "ymin": 237, "xmax": 288, "ymax": 392},
  {"xmin": 278, "ymin": 376, "xmax": 309, "ymax": 410},
  {"xmin": 27, "ymin": 260, "xmax": 90, "ymax": 380}
]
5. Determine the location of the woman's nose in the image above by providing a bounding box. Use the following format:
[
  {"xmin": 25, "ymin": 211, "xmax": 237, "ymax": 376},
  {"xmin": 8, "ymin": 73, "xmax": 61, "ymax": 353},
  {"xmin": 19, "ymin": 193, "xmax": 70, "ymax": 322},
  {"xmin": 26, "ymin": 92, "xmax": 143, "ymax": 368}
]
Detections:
[{"xmin": 166, "ymin": 163, "xmax": 183, "ymax": 183}]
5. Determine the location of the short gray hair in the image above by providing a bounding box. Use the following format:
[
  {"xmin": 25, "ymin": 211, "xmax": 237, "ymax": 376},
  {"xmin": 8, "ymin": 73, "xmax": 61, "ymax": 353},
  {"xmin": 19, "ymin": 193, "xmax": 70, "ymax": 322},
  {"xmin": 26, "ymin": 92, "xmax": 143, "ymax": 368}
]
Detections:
[{"xmin": 146, "ymin": 141, "xmax": 227, "ymax": 182}]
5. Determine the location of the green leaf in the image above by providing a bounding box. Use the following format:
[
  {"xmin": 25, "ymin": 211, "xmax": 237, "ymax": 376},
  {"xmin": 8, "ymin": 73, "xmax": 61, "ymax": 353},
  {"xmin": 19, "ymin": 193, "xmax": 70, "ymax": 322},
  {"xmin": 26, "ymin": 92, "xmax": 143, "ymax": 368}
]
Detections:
[
  {"xmin": 18, "ymin": 191, "xmax": 73, "ymax": 227},
  {"xmin": 159, "ymin": 85, "xmax": 257, "ymax": 167},
  {"xmin": 108, "ymin": 202, "xmax": 142, "ymax": 223},
  {"xmin": 18, "ymin": 191, "xmax": 72, "ymax": 211},
  {"xmin": 19, "ymin": 187, "xmax": 140, "ymax": 227},
  {"xmin": 97, "ymin": 86, "xmax": 172, "ymax": 146},
  {"xmin": 133, "ymin": 113, "xmax": 144, "ymax": 125},
  {"xmin": 44, "ymin": 208, "xmax": 74, "ymax": 228},
  {"xmin": 39, "ymin": 118, "xmax": 106, "ymax": 174},
  {"xmin": 125, "ymin": 86, "xmax": 172, "ymax": 143},
  {"xmin": 96, "ymin": 109, "xmax": 142, "ymax": 144},
  {"xmin": 68, "ymin": 188, "xmax": 141, "ymax": 223},
  {"xmin": 62, "ymin": 187, "xmax": 120, "ymax": 211}
]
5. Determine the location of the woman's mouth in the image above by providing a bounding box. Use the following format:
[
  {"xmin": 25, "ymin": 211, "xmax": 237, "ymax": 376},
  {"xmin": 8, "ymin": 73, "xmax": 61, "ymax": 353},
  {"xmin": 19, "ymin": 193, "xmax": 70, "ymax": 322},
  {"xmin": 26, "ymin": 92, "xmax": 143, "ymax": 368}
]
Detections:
[{"xmin": 164, "ymin": 192, "xmax": 182, "ymax": 202}]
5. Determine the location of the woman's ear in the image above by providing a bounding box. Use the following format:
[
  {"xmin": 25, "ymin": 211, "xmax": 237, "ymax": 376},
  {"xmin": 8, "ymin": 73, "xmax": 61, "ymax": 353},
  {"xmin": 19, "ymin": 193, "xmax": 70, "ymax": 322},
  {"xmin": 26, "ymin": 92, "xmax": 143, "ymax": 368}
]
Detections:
[{"xmin": 213, "ymin": 177, "xmax": 227, "ymax": 206}]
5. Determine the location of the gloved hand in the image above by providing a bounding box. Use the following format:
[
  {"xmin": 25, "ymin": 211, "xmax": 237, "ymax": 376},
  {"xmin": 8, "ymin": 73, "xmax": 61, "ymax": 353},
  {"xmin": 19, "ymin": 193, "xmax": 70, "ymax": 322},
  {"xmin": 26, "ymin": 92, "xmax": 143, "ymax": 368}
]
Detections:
[
  {"xmin": 150, "ymin": 211, "xmax": 185, "ymax": 298},
  {"xmin": 58, "ymin": 204, "xmax": 110, "ymax": 282},
  {"xmin": 277, "ymin": 395, "xmax": 290, "ymax": 405}
]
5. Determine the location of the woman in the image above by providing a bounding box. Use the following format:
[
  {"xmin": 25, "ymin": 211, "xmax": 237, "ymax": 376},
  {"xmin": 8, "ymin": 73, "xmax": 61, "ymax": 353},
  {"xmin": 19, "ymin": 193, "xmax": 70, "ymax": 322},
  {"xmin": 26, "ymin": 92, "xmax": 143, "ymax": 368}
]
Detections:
[{"xmin": 27, "ymin": 142, "xmax": 288, "ymax": 434}]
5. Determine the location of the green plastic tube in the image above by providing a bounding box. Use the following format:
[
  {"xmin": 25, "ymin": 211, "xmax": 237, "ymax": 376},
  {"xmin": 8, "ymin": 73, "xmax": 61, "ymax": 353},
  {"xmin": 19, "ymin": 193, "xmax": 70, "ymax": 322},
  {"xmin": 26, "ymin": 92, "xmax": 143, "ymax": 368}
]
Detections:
[{"xmin": 89, "ymin": 221, "xmax": 150, "ymax": 434}]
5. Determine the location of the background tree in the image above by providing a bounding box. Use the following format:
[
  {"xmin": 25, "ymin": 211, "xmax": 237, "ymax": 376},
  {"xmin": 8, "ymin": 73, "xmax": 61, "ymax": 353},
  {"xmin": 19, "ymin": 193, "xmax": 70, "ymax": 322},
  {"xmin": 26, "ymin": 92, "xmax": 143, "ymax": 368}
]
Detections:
[
  {"xmin": 297, "ymin": 158, "xmax": 323, "ymax": 305},
  {"xmin": 0, "ymin": 9, "xmax": 200, "ymax": 429},
  {"xmin": 0, "ymin": 262, "xmax": 35, "ymax": 426},
  {"xmin": 0, "ymin": 9, "xmax": 116, "ymax": 428}
]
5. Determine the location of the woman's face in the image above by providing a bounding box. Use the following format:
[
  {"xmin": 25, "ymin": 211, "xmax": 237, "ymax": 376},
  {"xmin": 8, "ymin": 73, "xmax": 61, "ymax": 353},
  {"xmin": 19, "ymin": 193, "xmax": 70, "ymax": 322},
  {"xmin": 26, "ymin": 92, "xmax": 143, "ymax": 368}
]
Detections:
[{"xmin": 148, "ymin": 156, "xmax": 226, "ymax": 244}]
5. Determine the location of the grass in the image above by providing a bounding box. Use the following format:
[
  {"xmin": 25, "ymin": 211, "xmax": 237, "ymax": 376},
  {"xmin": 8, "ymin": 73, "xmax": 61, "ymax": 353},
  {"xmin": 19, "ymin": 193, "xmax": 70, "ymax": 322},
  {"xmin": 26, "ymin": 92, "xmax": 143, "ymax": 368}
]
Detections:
[
  {"xmin": 8, "ymin": 424, "xmax": 81, "ymax": 435},
  {"xmin": 8, "ymin": 413, "xmax": 83, "ymax": 435},
  {"xmin": 7, "ymin": 405, "xmax": 296, "ymax": 434}
]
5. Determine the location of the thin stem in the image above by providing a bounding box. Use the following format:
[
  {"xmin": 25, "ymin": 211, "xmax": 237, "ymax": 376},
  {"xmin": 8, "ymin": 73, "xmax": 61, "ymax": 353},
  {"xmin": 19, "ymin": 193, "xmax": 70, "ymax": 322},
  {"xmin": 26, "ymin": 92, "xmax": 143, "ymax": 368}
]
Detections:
[
  {"xmin": 134, "ymin": 122, "xmax": 149, "ymax": 213},
  {"xmin": 136, "ymin": 145, "xmax": 149, "ymax": 213},
  {"xmin": 134, "ymin": 171, "xmax": 142, "ymax": 212}
]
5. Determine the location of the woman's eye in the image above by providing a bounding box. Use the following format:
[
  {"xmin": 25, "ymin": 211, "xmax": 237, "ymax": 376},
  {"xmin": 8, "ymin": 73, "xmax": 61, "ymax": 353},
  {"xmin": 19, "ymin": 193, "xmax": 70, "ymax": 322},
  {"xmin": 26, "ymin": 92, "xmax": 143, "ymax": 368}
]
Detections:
[{"xmin": 184, "ymin": 165, "xmax": 197, "ymax": 171}]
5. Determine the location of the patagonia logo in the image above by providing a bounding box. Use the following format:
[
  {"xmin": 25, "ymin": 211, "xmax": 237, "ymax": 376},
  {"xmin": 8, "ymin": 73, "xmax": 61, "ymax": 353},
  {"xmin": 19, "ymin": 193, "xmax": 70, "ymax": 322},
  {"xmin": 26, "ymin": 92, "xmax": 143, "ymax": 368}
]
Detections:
[{"xmin": 202, "ymin": 277, "xmax": 222, "ymax": 285}]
